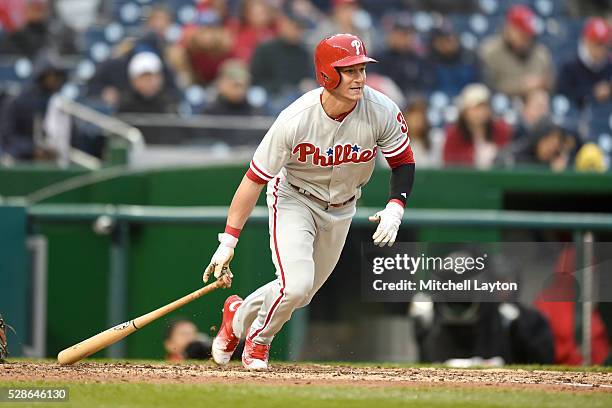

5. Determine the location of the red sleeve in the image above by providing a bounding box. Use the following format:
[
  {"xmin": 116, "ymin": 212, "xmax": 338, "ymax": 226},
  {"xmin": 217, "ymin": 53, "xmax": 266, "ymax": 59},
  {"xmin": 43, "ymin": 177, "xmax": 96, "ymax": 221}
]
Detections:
[
  {"xmin": 246, "ymin": 168, "xmax": 268, "ymax": 184},
  {"xmin": 384, "ymin": 144, "xmax": 415, "ymax": 169}
]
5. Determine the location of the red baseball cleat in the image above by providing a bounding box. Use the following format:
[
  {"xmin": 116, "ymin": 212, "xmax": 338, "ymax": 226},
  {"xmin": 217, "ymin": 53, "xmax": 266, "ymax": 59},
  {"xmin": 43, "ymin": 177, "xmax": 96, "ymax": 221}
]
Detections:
[
  {"xmin": 242, "ymin": 338, "xmax": 270, "ymax": 370},
  {"xmin": 212, "ymin": 295, "xmax": 243, "ymax": 365}
]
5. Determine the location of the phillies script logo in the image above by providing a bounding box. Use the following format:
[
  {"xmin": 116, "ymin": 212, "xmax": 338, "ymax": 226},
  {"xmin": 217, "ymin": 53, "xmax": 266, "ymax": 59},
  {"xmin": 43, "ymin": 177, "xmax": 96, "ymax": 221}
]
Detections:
[{"xmin": 292, "ymin": 143, "xmax": 377, "ymax": 167}]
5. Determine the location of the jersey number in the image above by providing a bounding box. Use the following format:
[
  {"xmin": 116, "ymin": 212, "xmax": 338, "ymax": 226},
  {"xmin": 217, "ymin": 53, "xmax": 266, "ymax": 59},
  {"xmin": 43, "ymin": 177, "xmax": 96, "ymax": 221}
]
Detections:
[{"xmin": 396, "ymin": 112, "xmax": 408, "ymax": 134}]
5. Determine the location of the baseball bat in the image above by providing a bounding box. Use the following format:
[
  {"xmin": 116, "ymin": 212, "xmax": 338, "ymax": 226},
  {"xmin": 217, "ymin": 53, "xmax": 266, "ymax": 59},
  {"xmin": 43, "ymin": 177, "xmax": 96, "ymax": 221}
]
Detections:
[{"xmin": 57, "ymin": 279, "xmax": 226, "ymax": 365}]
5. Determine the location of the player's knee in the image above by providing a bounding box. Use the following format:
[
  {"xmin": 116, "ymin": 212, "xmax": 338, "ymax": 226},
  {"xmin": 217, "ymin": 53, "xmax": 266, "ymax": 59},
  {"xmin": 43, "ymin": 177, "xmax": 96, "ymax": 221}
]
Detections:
[
  {"xmin": 297, "ymin": 295, "xmax": 314, "ymax": 308},
  {"xmin": 283, "ymin": 281, "xmax": 313, "ymax": 306}
]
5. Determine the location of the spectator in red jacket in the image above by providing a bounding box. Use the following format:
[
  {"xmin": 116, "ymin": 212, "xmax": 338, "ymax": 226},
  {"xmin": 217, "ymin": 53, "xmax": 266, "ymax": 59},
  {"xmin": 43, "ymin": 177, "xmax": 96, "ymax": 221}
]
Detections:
[
  {"xmin": 535, "ymin": 246, "xmax": 610, "ymax": 365},
  {"xmin": 443, "ymin": 83, "xmax": 512, "ymax": 169},
  {"xmin": 168, "ymin": 10, "xmax": 234, "ymax": 86},
  {"xmin": 227, "ymin": 0, "xmax": 278, "ymax": 63}
]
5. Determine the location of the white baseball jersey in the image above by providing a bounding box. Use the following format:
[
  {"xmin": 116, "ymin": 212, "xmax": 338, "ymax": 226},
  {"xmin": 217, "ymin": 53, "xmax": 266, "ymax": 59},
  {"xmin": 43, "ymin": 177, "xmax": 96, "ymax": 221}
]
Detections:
[
  {"xmin": 246, "ymin": 86, "xmax": 414, "ymax": 203},
  {"xmin": 232, "ymin": 85, "xmax": 415, "ymax": 347}
]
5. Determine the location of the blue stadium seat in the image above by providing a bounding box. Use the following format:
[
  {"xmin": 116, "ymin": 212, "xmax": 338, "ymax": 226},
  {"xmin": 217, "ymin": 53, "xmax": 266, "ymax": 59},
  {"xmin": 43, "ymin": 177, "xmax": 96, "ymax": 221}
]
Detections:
[
  {"xmin": 585, "ymin": 102, "xmax": 612, "ymax": 142},
  {"xmin": 0, "ymin": 64, "xmax": 18, "ymax": 82},
  {"xmin": 81, "ymin": 28, "xmax": 105, "ymax": 51},
  {"xmin": 184, "ymin": 85, "xmax": 208, "ymax": 113},
  {"xmin": 540, "ymin": 17, "xmax": 584, "ymax": 66},
  {"xmin": 114, "ymin": 1, "xmax": 143, "ymax": 26},
  {"xmin": 478, "ymin": 0, "xmax": 500, "ymax": 16},
  {"xmin": 551, "ymin": 94, "xmax": 581, "ymax": 135}
]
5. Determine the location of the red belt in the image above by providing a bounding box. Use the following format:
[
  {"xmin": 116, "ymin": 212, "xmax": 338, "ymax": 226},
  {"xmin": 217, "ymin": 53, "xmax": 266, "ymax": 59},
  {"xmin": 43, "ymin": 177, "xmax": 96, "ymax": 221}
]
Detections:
[{"xmin": 290, "ymin": 183, "xmax": 355, "ymax": 209}]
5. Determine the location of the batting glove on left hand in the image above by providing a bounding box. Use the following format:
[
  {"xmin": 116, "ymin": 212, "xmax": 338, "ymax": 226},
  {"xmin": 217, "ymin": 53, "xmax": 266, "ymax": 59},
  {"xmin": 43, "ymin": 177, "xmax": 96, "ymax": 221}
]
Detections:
[
  {"xmin": 203, "ymin": 233, "xmax": 237, "ymax": 287},
  {"xmin": 369, "ymin": 201, "xmax": 404, "ymax": 247}
]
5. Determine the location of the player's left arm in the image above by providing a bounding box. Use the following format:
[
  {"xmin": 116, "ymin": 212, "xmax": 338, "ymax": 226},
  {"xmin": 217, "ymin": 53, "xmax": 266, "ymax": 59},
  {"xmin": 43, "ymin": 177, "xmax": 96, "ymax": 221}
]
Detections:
[{"xmin": 370, "ymin": 110, "xmax": 416, "ymax": 247}]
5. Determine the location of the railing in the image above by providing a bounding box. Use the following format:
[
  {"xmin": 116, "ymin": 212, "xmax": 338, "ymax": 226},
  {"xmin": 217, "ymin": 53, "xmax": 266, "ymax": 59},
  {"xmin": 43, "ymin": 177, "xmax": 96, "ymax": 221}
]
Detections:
[
  {"xmin": 51, "ymin": 97, "xmax": 145, "ymax": 169},
  {"xmin": 58, "ymin": 98, "xmax": 145, "ymax": 147},
  {"xmin": 117, "ymin": 113, "xmax": 275, "ymax": 131},
  {"xmin": 27, "ymin": 204, "xmax": 612, "ymax": 363}
]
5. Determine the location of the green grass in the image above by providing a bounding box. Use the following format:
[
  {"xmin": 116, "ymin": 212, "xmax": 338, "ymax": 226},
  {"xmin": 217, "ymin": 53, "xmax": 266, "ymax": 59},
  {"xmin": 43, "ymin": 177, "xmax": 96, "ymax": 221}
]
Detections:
[{"xmin": 0, "ymin": 381, "xmax": 611, "ymax": 408}]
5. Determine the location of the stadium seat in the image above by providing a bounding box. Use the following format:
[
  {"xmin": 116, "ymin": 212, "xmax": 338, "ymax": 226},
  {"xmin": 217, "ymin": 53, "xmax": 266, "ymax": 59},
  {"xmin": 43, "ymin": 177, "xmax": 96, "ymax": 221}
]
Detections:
[
  {"xmin": 491, "ymin": 93, "xmax": 511, "ymax": 115},
  {"xmin": 105, "ymin": 22, "xmax": 126, "ymax": 44},
  {"xmin": 550, "ymin": 94, "xmax": 581, "ymax": 135},
  {"xmin": 0, "ymin": 63, "xmax": 18, "ymax": 82},
  {"xmin": 412, "ymin": 11, "xmax": 435, "ymax": 33},
  {"xmin": 90, "ymin": 42, "xmax": 112, "ymax": 63},
  {"xmin": 478, "ymin": 0, "xmax": 500, "ymax": 16},
  {"xmin": 81, "ymin": 28, "xmax": 106, "ymax": 54},
  {"xmin": 75, "ymin": 59, "xmax": 96, "ymax": 82},
  {"xmin": 585, "ymin": 102, "xmax": 612, "ymax": 142},
  {"xmin": 184, "ymin": 85, "xmax": 208, "ymax": 112},
  {"xmin": 115, "ymin": 1, "xmax": 143, "ymax": 26},
  {"xmin": 177, "ymin": 4, "xmax": 197, "ymax": 25}
]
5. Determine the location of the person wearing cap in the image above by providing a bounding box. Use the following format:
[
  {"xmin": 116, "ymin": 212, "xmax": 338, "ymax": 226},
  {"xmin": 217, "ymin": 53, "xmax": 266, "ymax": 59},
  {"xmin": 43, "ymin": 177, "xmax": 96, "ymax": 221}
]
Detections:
[
  {"xmin": 250, "ymin": 10, "xmax": 314, "ymax": 99},
  {"xmin": 557, "ymin": 18, "xmax": 612, "ymax": 109},
  {"xmin": 370, "ymin": 13, "xmax": 434, "ymax": 100},
  {"xmin": 87, "ymin": 9, "xmax": 180, "ymax": 108},
  {"xmin": 479, "ymin": 4, "xmax": 553, "ymax": 97},
  {"xmin": 429, "ymin": 19, "xmax": 480, "ymax": 97},
  {"xmin": 443, "ymin": 83, "xmax": 512, "ymax": 169},
  {"xmin": 117, "ymin": 51, "xmax": 177, "ymax": 114},
  {"xmin": 202, "ymin": 59, "xmax": 264, "ymax": 145},
  {"xmin": 203, "ymin": 59, "xmax": 261, "ymax": 117}
]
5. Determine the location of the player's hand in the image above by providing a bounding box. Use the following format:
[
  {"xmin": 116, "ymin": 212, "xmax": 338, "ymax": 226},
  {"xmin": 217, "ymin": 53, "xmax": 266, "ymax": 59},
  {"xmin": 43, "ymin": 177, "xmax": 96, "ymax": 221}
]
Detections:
[
  {"xmin": 368, "ymin": 201, "xmax": 404, "ymax": 247},
  {"xmin": 203, "ymin": 233, "xmax": 238, "ymax": 287}
]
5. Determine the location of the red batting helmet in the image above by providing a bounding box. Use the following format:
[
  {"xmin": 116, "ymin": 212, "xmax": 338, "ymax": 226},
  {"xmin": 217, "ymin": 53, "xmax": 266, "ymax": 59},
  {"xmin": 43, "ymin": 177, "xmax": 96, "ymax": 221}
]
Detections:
[{"xmin": 314, "ymin": 33, "xmax": 377, "ymax": 90}]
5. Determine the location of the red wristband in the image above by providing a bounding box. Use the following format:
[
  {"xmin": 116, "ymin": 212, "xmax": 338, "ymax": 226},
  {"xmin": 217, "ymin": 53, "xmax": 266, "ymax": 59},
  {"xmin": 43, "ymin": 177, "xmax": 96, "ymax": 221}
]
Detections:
[
  {"xmin": 389, "ymin": 199, "xmax": 405, "ymax": 208},
  {"xmin": 225, "ymin": 225, "xmax": 242, "ymax": 239}
]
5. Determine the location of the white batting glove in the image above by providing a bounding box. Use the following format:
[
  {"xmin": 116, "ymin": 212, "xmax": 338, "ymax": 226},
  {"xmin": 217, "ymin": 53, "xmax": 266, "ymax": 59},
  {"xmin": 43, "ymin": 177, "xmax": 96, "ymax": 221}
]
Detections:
[
  {"xmin": 369, "ymin": 201, "xmax": 404, "ymax": 247},
  {"xmin": 202, "ymin": 233, "xmax": 237, "ymax": 286}
]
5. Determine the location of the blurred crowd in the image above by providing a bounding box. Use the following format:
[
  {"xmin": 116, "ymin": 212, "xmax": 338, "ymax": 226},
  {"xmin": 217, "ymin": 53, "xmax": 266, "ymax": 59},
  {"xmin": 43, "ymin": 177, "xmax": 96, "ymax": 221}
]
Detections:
[{"xmin": 0, "ymin": 0, "xmax": 611, "ymax": 172}]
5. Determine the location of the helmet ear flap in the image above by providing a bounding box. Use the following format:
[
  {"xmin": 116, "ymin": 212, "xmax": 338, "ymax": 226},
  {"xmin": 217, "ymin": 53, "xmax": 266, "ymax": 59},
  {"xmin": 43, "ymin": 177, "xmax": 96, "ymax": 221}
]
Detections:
[{"xmin": 321, "ymin": 67, "xmax": 340, "ymax": 90}]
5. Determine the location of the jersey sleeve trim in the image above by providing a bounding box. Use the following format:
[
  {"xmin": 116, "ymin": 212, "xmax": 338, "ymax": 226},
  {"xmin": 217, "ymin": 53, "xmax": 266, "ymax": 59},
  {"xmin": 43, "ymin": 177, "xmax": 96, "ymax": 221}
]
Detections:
[
  {"xmin": 385, "ymin": 144, "xmax": 415, "ymax": 168},
  {"xmin": 249, "ymin": 159, "xmax": 274, "ymax": 182},
  {"xmin": 246, "ymin": 168, "xmax": 268, "ymax": 184},
  {"xmin": 381, "ymin": 134, "xmax": 409, "ymax": 158}
]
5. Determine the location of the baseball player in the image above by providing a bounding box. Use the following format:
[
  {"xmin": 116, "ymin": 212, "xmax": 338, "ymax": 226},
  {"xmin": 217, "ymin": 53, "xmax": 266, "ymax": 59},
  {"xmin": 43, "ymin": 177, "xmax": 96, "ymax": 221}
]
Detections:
[{"xmin": 202, "ymin": 33, "xmax": 416, "ymax": 370}]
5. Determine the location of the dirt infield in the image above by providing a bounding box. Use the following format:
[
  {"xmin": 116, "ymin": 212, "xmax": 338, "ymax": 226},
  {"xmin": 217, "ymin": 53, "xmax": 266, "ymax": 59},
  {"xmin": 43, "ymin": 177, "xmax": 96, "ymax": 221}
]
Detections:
[{"xmin": 1, "ymin": 361, "xmax": 611, "ymax": 393}]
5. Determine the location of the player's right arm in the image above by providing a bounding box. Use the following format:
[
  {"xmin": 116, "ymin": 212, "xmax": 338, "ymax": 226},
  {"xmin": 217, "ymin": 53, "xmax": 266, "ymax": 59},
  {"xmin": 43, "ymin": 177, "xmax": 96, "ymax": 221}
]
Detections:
[
  {"xmin": 202, "ymin": 116, "xmax": 292, "ymax": 285},
  {"xmin": 226, "ymin": 175, "xmax": 265, "ymax": 231}
]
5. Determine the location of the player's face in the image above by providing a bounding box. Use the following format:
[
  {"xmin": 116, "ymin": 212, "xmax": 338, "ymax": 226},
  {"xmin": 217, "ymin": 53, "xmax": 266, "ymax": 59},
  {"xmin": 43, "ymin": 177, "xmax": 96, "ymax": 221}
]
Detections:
[{"xmin": 335, "ymin": 63, "xmax": 367, "ymax": 102}]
